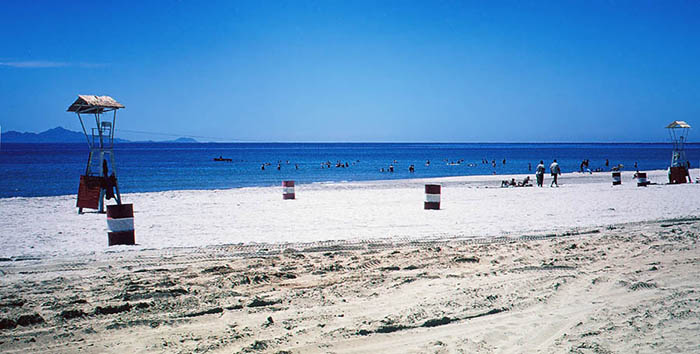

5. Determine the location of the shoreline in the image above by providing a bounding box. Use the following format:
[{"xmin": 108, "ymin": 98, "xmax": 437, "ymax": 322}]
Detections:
[{"xmin": 2, "ymin": 168, "xmax": 692, "ymax": 201}]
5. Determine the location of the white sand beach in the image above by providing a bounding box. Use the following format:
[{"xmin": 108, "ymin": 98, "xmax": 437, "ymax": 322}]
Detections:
[
  {"xmin": 1, "ymin": 169, "xmax": 699, "ymax": 353},
  {"xmin": 1, "ymin": 169, "xmax": 699, "ymax": 259}
]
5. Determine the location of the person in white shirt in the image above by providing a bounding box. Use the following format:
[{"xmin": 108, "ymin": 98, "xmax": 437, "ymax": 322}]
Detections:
[{"xmin": 550, "ymin": 159, "xmax": 561, "ymax": 187}]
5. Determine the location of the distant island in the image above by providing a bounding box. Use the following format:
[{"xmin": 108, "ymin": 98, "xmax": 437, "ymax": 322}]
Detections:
[
  {"xmin": 1, "ymin": 127, "xmax": 198, "ymax": 143},
  {"xmin": 168, "ymin": 137, "xmax": 198, "ymax": 143}
]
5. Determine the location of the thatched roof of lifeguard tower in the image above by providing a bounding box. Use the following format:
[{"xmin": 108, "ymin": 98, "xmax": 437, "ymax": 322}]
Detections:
[
  {"xmin": 67, "ymin": 95, "xmax": 124, "ymax": 114},
  {"xmin": 666, "ymin": 120, "xmax": 691, "ymax": 129}
]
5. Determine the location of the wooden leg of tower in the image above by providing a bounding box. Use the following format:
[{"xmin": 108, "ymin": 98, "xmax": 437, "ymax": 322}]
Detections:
[
  {"xmin": 114, "ymin": 184, "xmax": 122, "ymax": 205},
  {"xmin": 98, "ymin": 189, "xmax": 105, "ymax": 213},
  {"xmin": 99, "ymin": 151, "xmax": 106, "ymax": 213},
  {"xmin": 85, "ymin": 150, "xmax": 93, "ymax": 175}
]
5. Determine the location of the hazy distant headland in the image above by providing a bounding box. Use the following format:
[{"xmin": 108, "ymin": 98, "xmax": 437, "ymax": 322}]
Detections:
[{"xmin": 0, "ymin": 127, "xmax": 197, "ymax": 143}]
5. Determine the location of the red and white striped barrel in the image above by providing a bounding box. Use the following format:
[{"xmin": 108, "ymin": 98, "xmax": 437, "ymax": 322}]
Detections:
[
  {"xmin": 636, "ymin": 172, "xmax": 649, "ymax": 187},
  {"xmin": 612, "ymin": 172, "xmax": 622, "ymax": 186},
  {"xmin": 424, "ymin": 184, "xmax": 441, "ymax": 210},
  {"xmin": 106, "ymin": 204, "xmax": 135, "ymax": 246},
  {"xmin": 283, "ymin": 181, "xmax": 295, "ymax": 200}
]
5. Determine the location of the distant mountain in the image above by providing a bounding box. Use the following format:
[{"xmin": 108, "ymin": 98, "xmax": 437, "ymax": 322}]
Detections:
[
  {"xmin": 1, "ymin": 127, "xmax": 96, "ymax": 143},
  {"xmin": 0, "ymin": 127, "xmax": 196, "ymax": 143},
  {"xmin": 165, "ymin": 137, "xmax": 198, "ymax": 143}
]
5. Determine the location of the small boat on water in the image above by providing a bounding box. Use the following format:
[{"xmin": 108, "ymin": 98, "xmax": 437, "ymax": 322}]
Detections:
[{"xmin": 213, "ymin": 156, "xmax": 232, "ymax": 162}]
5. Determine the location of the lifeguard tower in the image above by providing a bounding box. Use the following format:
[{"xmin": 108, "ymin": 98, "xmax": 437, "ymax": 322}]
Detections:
[
  {"xmin": 666, "ymin": 120, "xmax": 692, "ymax": 184},
  {"xmin": 67, "ymin": 95, "xmax": 125, "ymax": 213}
]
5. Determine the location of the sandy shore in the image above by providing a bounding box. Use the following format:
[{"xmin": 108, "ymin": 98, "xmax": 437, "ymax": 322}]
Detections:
[
  {"xmin": 0, "ymin": 218, "xmax": 698, "ymax": 353},
  {"xmin": 1, "ymin": 169, "xmax": 698, "ymax": 258},
  {"xmin": 1, "ymin": 170, "xmax": 699, "ymax": 353}
]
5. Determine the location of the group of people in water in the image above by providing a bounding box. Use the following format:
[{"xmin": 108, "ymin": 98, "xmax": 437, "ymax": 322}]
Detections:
[
  {"xmin": 320, "ymin": 160, "xmax": 358, "ymax": 169},
  {"xmin": 257, "ymin": 158, "xmax": 639, "ymax": 189},
  {"xmin": 380, "ymin": 158, "xmax": 512, "ymax": 172},
  {"xmin": 261, "ymin": 160, "xmax": 299, "ymax": 171},
  {"xmin": 380, "ymin": 163, "xmax": 416, "ymax": 173},
  {"xmin": 479, "ymin": 158, "xmax": 507, "ymax": 168},
  {"xmin": 261, "ymin": 160, "xmax": 362, "ymax": 171}
]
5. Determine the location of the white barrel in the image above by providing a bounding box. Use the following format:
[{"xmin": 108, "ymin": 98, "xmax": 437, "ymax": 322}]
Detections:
[
  {"xmin": 612, "ymin": 172, "xmax": 622, "ymax": 186},
  {"xmin": 106, "ymin": 204, "xmax": 135, "ymax": 246},
  {"xmin": 424, "ymin": 184, "xmax": 441, "ymax": 210},
  {"xmin": 636, "ymin": 172, "xmax": 649, "ymax": 187},
  {"xmin": 283, "ymin": 181, "xmax": 295, "ymax": 200}
]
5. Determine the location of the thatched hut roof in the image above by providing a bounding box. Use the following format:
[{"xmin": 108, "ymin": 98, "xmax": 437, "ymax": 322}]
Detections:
[
  {"xmin": 67, "ymin": 95, "xmax": 124, "ymax": 114},
  {"xmin": 666, "ymin": 120, "xmax": 691, "ymax": 129}
]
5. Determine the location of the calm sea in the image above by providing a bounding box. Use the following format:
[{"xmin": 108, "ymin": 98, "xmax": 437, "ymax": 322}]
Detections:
[{"xmin": 1, "ymin": 142, "xmax": 698, "ymax": 198}]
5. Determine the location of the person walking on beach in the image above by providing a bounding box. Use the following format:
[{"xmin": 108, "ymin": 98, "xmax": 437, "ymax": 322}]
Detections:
[
  {"xmin": 536, "ymin": 160, "xmax": 545, "ymax": 187},
  {"xmin": 550, "ymin": 159, "xmax": 561, "ymax": 187}
]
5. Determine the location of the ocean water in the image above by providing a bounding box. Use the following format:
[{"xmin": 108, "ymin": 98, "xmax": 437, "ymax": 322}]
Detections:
[{"xmin": 1, "ymin": 142, "xmax": 698, "ymax": 198}]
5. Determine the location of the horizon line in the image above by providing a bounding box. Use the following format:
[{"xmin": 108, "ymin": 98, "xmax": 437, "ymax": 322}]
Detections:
[{"xmin": 0, "ymin": 126, "xmax": 692, "ymax": 145}]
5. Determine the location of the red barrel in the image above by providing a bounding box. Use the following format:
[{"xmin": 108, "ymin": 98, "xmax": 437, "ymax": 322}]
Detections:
[
  {"xmin": 424, "ymin": 184, "xmax": 441, "ymax": 210},
  {"xmin": 612, "ymin": 172, "xmax": 621, "ymax": 186},
  {"xmin": 106, "ymin": 204, "xmax": 135, "ymax": 246},
  {"xmin": 283, "ymin": 181, "xmax": 295, "ymax": 200}
]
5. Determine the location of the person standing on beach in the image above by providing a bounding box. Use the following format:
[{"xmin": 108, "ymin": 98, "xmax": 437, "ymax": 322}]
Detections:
[
  {"xmin": 536, "ymin": 160, "xmax": 545, "ymax": 187},
  {"xmin": 550, "ymin": 159, "xmax": 561, "ymax": 187}
]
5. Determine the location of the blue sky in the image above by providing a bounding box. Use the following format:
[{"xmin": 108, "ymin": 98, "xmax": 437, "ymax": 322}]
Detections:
[{"xmin": 1, "ymin": 1, "xmax": 699, "ymax": 142}]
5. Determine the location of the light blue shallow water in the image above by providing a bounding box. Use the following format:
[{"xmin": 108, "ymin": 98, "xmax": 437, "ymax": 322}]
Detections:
[{"xmin": 1, "ymin": 142, "xmax": 698, "ymax": 198}]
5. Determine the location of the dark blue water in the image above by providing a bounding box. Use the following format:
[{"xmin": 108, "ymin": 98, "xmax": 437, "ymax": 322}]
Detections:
[{"xmin": 1, "ymin": 142, "xmax": 698, "ymax": 198}]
